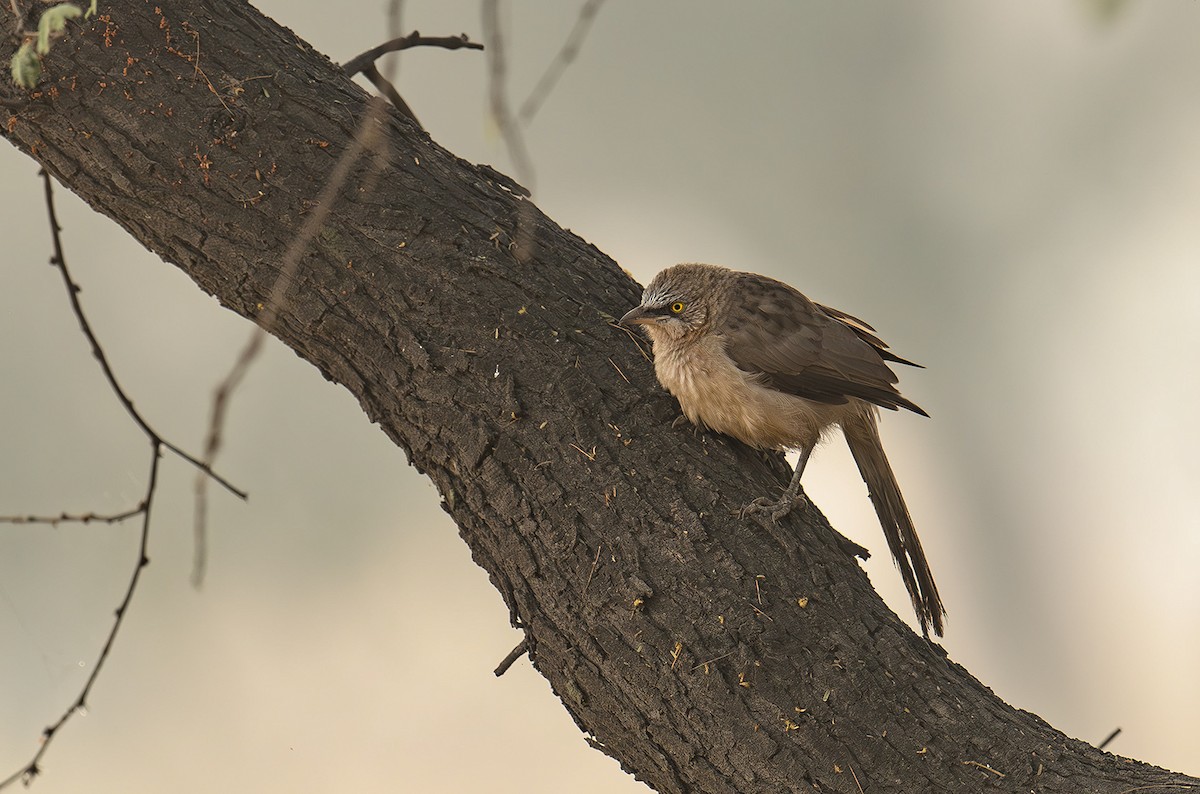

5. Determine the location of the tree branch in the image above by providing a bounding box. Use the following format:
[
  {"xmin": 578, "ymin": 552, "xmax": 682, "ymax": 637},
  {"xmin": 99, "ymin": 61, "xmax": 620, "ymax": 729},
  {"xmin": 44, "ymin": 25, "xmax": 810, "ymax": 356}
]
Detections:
[
  {"xmin": 0, "ymin": 168, "xmax": 247, "ymax": 790},
  {"xmin": 341, "ymin": 32, "xmax": 483, "ymax": 128},
  {"xmin": 518, "ymin": 0, "xmax": 606, "ymax": 125},
  {"xmin": 341, "ymin": 31, "xmax": 483, "ymax": 77},
  {"xmin": 0, "ymin": 3, "xmax": 1196, "ymax": 792},
  {"xmin": 0, "ymin": 443, "xmax": 160, "ymax": 790}
]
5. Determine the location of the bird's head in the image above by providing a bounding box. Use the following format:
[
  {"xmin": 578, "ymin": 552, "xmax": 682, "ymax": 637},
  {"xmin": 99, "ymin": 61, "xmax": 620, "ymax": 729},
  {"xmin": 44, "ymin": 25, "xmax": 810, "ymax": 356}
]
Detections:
[{"xmin": 619, "ymin": 264, "xmax": 728, "ymax": 341}]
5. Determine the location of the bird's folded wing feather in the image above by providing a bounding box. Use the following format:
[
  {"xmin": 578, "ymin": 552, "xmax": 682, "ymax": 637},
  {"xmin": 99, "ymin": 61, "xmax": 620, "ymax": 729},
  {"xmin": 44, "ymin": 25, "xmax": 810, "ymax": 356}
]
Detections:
[{"xmin": 719, "ymin": 275, "xmax": 927, "ymax": 416}]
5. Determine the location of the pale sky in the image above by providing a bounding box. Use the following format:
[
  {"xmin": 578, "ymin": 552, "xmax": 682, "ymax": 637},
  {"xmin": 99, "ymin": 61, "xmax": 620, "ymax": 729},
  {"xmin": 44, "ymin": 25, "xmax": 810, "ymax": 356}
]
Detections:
[{"xmin": 2, "ymin": 2, "xmax": 1198, "ymax": 791}]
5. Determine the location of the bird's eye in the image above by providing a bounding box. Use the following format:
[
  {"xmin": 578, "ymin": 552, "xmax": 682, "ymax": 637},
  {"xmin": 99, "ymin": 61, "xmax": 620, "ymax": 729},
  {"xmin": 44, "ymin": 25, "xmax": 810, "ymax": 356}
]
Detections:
[{"xmin": 670, "ymin": 301, "xmax": 685, "ymax": 314}]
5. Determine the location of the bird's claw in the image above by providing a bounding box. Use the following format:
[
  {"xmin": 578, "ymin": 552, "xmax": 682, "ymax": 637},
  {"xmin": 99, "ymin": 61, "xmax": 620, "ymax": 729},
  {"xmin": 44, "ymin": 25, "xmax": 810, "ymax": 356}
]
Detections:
[{"xmin": 739, "ymin": 492, "xmax": 807, "ymax": 522}]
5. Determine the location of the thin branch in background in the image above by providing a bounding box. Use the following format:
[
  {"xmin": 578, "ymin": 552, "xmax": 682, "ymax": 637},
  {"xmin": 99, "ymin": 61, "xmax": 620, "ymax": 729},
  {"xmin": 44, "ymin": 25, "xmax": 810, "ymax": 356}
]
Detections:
[
  {"xmin": 341, "ymin": 32, "xmax": 484, "ymax": 76},
  {"xmin": 356, "ymin": 62, "xmax": 419, "ymax": 125},
  {"xmin": 0, "ymin": 506, "xmax": 144, "ymax": 526},
  {"xmin": 341, "ymin": 31, "xmax": 485, "ymax": 130},
  {"xmin": 480, "ymin": 0, "xmax": 539, "ymax": 267},
  {"xmin": 194, "ymin": 13, "xmax": 425, "ymax": 587},
  {"xmin": 0, "ymin": 170, "xmax": 241, "ymax": 790},
  {"xmin": 1098, "ymin": 726, "xmax": 1122, "ymax": 750},
  {"xmin": 7, "ymin": 0, "xmax": 24, "ymax": 36},
  {"xmin": 368, "ymin": 0, "xmax": 411, "ymax": 119},
  {"xmin": 361, "ymin": 1, "xmax": 407, "ymax": 205},
  {"xmin": 0, "ymin": 446, "xmax": 160, "ymax": 790},
  {"xmin": 518, "ymin": 0, "xmax": 605, "ymax": 125},
  {"xmin": 481, "ymin": 0, "xmax": 535, "ymax": 193},
  {"xmin": 32, "ymin": 172, "xmax": 246, "ymax": 501}
]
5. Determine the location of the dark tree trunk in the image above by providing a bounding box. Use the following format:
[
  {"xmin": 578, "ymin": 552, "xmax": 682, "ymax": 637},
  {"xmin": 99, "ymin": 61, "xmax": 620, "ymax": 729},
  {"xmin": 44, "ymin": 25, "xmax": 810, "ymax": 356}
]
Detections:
[{"xmin": 1, "ymin": 2, "xmax": 1194, "ymax": 792}]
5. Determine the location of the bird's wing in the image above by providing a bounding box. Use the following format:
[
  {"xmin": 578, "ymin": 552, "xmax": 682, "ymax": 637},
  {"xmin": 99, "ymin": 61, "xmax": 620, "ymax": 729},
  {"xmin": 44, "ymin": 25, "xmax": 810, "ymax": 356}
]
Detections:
[
  {"xmin": 814, "ymin": 302, "xmax": 923, "ymax": 369},
  {"xmin": 719, "ymin": 274, "xmax": 927, "ymax": 415}
]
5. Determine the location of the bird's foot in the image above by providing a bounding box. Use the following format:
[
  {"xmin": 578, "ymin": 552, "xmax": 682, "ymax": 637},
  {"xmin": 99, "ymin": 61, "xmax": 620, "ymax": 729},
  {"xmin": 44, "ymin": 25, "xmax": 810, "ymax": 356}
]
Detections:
[{"xmin": 739, "ymin": 491, "xmax": 807, "ymax": 522}]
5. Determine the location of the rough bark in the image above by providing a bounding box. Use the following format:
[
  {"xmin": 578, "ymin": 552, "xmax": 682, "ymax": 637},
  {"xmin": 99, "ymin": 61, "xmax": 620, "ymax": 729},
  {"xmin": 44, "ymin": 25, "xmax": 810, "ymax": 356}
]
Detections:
[{"xmin": 1, "ymin": 2, "xmax": 1194, "ymax": 792}]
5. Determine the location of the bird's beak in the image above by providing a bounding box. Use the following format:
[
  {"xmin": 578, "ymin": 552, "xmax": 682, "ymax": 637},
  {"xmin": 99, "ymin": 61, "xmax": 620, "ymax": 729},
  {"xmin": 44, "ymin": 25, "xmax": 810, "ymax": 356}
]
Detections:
[{"xmin": 620, "ymin": 305, "xmax": 653, "ymax": 327}]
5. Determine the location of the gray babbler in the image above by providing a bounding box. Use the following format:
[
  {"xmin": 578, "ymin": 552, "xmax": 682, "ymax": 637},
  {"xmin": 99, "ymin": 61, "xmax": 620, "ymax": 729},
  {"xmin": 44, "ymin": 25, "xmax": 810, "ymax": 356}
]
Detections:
[{"xmin": 621, "ymin": 263, "xmax": 944, "ymax": 637}]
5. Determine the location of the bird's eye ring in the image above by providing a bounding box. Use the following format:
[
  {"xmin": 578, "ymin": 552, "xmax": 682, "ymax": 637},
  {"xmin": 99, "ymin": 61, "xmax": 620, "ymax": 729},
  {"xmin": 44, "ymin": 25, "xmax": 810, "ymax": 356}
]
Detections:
[{"xmin": 670, "ymin": 301, "xmax": 685, "ymax": 314}]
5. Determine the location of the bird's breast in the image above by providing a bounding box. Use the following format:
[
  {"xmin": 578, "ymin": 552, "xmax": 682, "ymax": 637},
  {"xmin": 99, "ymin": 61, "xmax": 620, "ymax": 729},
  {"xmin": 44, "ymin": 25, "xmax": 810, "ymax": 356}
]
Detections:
[{"xmin": 650, "ymin": 333, "xmax": 845, "ymax": 451}]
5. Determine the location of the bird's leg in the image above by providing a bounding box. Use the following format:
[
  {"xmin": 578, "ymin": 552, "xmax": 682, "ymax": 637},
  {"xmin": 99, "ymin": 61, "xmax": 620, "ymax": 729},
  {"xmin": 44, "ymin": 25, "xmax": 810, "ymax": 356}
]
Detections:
[{"xmin": 741, "ymin": 445, "xmax": 813, "ymax": 522}]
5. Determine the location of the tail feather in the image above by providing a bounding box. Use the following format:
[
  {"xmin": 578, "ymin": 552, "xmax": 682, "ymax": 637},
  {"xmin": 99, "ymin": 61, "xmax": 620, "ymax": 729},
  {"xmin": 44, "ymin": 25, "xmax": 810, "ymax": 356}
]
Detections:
[{"xmin": 842, "ymin": 409, "xmax": 945, "ymax": 637}]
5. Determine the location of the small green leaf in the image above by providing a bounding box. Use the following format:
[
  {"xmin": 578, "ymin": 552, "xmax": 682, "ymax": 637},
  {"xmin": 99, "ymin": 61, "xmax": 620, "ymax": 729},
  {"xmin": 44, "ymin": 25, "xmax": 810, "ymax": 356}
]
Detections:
[
  {"xmin": 37, "ymin": 3, "xmax": 84, "ymax": 56},
  {"xmin": 10, "ymin": 41, "xmax": 42, "ymax": 90}
]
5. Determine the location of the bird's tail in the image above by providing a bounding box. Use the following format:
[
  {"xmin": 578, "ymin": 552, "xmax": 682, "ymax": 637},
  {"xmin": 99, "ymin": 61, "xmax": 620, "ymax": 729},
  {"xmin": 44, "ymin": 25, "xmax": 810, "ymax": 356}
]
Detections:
[{"xmin": 842, "ymin": 408, "xmax": 945, "ymax": 637}]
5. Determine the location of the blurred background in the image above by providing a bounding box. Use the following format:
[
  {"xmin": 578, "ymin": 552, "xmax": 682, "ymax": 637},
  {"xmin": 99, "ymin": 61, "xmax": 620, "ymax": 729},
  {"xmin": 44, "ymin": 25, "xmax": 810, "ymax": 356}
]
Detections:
[{"xmin": 2, "ymin": 1, "xmax": 1198, "ymax": 791}]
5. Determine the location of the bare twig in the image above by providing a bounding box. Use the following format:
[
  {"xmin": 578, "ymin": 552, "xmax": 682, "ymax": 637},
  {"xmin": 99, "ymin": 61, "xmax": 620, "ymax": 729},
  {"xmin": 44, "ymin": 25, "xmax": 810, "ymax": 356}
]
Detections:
[
  {"xmin": 0, "ymin": 171, "xmax": 246, "ymax": 790},
  {"xmin": 689, "ymin": 650, "xmax": 735, "ymax": 672},
  {"xmin": 341, "ymin": 32, "xmax": 483, "ymax": 77},
  {"xmin": 848, "ymin": 763, "xmax": 865, "ymax": 794},
  {"xmin": 194, "ymin": 8, "xmax": 418, "ymax": 586},
  {"xmin": 1099, "ymin": 726, "xmax": 1122, "ymax": 750},
  {"xmin": 342, "ymin": 29, "xmax": 484, "ymax": 129},
  {"xmin": 746, "ymin": 599, "xmax": 772, "ymax": 621},
  {"xmin": 481, "ymin": 0, "xmax": 535, "ymax": 192},
  {"xmin": 961, "ymin": 760, "xmax": 1006, "ymax": 778},
  {"xmin": 518, "ymin": 0, "xmax": 606, "ymax": 125},
  {"xmin": 35, "ymin": 170, "xmax": 246, "ymax": 500},
  {"xmin": 0, "ymin": 506, "xmax": 144, "ymax": 526},
  {"xmin": 480, "ymin": 0, "xmax": 539, "ymax": 267},
  {"xmin": 358, "ymin": 62, "xmax": 419, "ymax": 125},
  {"xmin": 494, "ymin": 637, "xmax": 530, "ymax": 676},
  {"xmin": 582, "ymin": 543, "xmax": 602, "ymax": 594},
  {"xmin": 192, "ymin": 109, "xmax": 384, "ymax": 584},
  {"xmin": 0, "ymin": 445, "xmax": 161, "ymax": 790},
  {"xmin": 187, "ymin": 26, "xmax": 233, "ymax": 119},
  {"xmin": 7, "ymin": 0, "xmax": 22, "ymax": 36},
  {"xmin": 608, "ymin": 320, "xmax": 651, "ymax": 361}
]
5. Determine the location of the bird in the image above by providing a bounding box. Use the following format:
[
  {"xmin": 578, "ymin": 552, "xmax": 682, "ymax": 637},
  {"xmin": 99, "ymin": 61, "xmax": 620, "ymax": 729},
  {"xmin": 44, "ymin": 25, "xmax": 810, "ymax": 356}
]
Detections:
[{"xmin": 620, "ymin": 263, "xmax": 945, "ymax": 637}]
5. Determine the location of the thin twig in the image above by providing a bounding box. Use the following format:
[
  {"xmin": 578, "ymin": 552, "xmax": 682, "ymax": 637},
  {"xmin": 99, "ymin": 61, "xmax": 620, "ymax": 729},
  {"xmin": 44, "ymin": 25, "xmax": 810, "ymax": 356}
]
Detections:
[
  {"xmin": 606, "ymin": 357, "xmax": 629, "ymax": 384},
  {"xmin": 7, "ymin": 0, "xmax": 21, "ymax": 36},
  {"xmin": 36, "ymin": 170, "xmax": 246, "ymax": 500},
  {"xmin": 0, "ymin": 506, "xmax": 144, "ymax": 526},
  {"xmin": 689, "ymin": 650, "xmax": 735, "ymax": 672},
  {"xmin": 746, "ymin": 599, "xmax": 772, "ymax": 621},
  {"xmin": 609, "ymin": 321, "xmax": 651, "ymax": 362},
  {"xmin": 494, "ymin": 638, "xmax": 529, "ymax": 677},
  {"xmin": 961, "ymin": 760, "xmax": 1006, "ymax": 778},
  {"xmin": 518, "ymin": 0, "xmax": 606, "ymax": 125},
  {"xmin": 194, "ymin": 19, "xmax": 404, "ymax": 588},
  {"xmin": 188, "ymin": 27, "xmax": 233, "ymax": 119},
  {"xmin": 0, "ymin": 172, "xmax": 244, "ymax": 790},
  {"xmin": 481, "ymin": 0, "xmax": 535, "ymax": 192},
  {"xmin": 341, "ymin": 32, "xmax": 483, "ymax": 77},
  {"xmin": 359, "ymin": 62, "xmax": 419, "ymax": 125},
  {"xmin": 848, "ymin": 763, "xmax": 865, "ymax": 794},
  {"xmin": 582, "ymin": 543, "xmax": 602, "ymax": 594},
  {"xmin": 1098, "ymin": 726, "xmax": 1122, "ymax": 750},
  {"xmin": 342, "ymin": 27, "xmax": 485, "ymax": 130},
  {"xmin": 193, "ymin": 114, "xmax": 382, "ymax": 583},
  {"xmin": 0, "ymin": 445, "xmax": 161, "ymax": 789}
]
